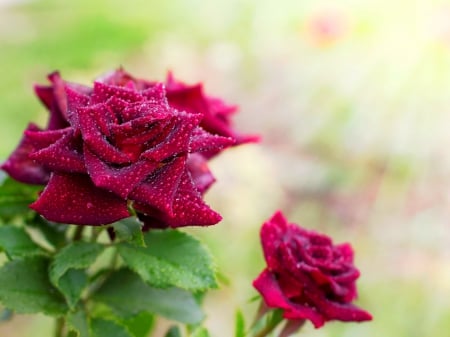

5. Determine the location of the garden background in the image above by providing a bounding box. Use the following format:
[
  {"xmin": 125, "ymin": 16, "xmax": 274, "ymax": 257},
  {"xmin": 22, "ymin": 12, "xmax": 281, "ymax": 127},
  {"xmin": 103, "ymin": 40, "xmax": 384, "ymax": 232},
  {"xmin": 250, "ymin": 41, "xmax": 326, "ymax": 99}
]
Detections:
[{"xmin": 1, "ymin": 0, "xmax": 449, "ymax": 336}]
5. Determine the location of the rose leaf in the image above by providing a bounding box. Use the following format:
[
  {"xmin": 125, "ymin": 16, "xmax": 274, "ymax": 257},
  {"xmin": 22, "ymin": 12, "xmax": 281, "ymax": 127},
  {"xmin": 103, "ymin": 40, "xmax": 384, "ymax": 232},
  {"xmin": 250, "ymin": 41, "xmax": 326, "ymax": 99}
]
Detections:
[
  {"xmin": 92, "ymin": 268, "xmax": 204, "ymax": 325},
  {"xmin": 117, "ymin": 229, "xmax": 217, "ymax": 291},
  {"xmin": 0, "ymin": 257, "xmax": 67, "ymax": 316},
  {"xmin": 0, "ymin": 226, "xmax": 47, "ymax": 259}
]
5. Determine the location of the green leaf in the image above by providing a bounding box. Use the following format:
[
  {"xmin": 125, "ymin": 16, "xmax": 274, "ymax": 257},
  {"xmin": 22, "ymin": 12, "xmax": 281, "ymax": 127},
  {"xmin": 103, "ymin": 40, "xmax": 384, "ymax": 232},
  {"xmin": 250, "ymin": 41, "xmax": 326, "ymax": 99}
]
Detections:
[
  {"xmin": 27, "ymin": 216, "xmax": 68, "ymax": 249},
  {"xmin": 112, "ymin": 218, "xmax": 145, "ymax": 247},
  {"xmin": 191, "ymin": 327, "xmax": 211, "ymax": 337},
  {"xmin": 117, "ymin": 230, "xmax": 217, "ymax": 291},
  {"xmin": 67, "ymin": 309, "xmax": 90, "ymax": 337},
  {"xmin": 119, "ymin": 312, "xmax": 154, "ymax": 337},
  {"xmin": 0, "ymin": 176, "xmax": 41, "ymax": 220},
  {"xmin": 90, "ymin": 318, "xmax": 133, "ymax": 337},
  {"xmin": 50, "ymin": 242, "xmax": 104, "ymax": 308},
  {"xmin": 0, "ymin": 226, "xmax": 47, "ymax": 259},
  {"xmin": 0, "ymin": 258, "xmax": 67, "ymax": 315},
  {"xmin": 164, "ymin": 326, "xmax": 181, "ymax": 337},
  {"xmin": 93, "ymin": 269, "xmax": 204, "ymax": 324},
  {"xmin": 58, "ymin": 269, "xmax": 88, "ymax": 309},
  {"xmin": 235, "ymin": 309, "xmax": 246, "ymax": 337}
]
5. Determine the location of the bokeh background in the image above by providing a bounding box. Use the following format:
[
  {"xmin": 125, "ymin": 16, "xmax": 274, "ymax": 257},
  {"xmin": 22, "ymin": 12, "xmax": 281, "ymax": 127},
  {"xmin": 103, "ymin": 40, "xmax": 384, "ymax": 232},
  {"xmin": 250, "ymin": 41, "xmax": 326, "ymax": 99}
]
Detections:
[{"xmin": 1, "ymin": 0, "xmax": 450, "ymax": 336}]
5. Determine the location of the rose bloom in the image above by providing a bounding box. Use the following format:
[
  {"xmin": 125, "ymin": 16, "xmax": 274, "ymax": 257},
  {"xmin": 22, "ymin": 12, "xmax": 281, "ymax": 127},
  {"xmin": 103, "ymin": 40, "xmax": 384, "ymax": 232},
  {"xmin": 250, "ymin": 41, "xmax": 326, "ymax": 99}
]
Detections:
[
  {"xmin": 253, "ymin": 211, "xmax": 372, "ymax": 328},
  {"xmin": 1, "ymin": 70, "xmax": 254, "ymax": 228}
]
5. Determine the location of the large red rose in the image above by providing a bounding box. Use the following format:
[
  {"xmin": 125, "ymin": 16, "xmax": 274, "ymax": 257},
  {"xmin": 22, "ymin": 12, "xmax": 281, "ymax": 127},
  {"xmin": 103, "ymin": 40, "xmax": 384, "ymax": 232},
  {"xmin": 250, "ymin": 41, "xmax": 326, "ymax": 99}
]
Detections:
[
  {"xmin": 253, "ymin": 211, "xmax": 372, "ymax": 328},
  {"xmin": 2, "ymin": 71, "xmax": 238, "ymax": 227},
  {"xmin": 100, "ymin": 69, "xmax": 259, "ymax": 157}
]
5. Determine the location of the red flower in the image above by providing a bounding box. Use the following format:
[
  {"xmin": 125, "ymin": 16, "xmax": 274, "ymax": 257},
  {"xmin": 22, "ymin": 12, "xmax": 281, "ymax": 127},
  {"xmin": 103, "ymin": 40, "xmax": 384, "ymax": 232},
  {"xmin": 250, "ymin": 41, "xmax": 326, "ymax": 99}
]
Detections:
[
  {"xmin": 253, "ymin": 211, "xmax": 372, "ymax": 328},
  {"xmin": 101, "ymin": 69, "xmax": 259, "ymax": 157},
  {"xmin": 2, "ymin": 70, "xmax": 241, "ymax": 227}
]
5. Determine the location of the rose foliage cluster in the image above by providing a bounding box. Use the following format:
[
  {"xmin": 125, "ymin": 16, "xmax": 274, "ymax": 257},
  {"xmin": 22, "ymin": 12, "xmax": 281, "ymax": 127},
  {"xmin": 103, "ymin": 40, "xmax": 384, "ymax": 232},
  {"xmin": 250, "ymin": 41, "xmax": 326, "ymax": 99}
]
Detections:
[{"xmin": 0, "ymin": 69, "xmax": 371, "ymax": 337}]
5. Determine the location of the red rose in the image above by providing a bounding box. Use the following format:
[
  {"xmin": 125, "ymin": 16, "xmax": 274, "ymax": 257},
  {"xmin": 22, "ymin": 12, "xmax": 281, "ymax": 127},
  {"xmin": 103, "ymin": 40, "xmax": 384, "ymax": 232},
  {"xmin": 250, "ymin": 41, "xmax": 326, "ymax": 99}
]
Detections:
[
  {"xmin": 100, "ymin": 69, "xmax": 259, "ymax": 158},
  {"xmin": 2, "ymin": 71, "xmax": 237, "ymax": 227},
  {"xmin": 253, "ymin": 211, "xmax": 372, "ymax": 328}
]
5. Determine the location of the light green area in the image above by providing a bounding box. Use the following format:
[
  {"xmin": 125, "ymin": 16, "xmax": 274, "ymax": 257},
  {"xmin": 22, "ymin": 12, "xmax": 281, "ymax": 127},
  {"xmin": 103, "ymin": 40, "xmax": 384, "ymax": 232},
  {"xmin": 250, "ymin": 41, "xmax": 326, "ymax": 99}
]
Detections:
[{"xmin": 1, "ymin": 0, "xmax": 449, "ymax": 336}]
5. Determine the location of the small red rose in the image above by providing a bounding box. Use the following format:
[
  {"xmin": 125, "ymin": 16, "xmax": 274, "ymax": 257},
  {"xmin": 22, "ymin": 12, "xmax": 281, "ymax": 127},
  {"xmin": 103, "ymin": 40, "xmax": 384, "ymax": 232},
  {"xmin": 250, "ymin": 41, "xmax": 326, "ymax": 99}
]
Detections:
[{"xmin": 253, "ymin": 211, "xmax": 372, "ymax": 328}]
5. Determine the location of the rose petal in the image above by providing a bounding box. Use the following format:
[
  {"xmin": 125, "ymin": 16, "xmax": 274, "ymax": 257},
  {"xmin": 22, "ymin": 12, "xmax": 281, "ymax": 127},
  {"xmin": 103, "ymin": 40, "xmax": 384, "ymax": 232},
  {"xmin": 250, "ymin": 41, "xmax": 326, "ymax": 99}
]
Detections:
[
  {"xmin": 30, "ymin": 173, "xmax": 129, "ymax": 225},
  {"xmin": 186, "ymin": 153, "xmax": 215, "ymax": 194},
  {"xmin": 130, "ymin": 156, "xmax": 185, "ymax": 215},
  {"xmin": 260, "ymin": 211, "xmax": 290, "ymax": 270},
  {"xmin": 92, "ymin": 81, "xmax": 144, "ymax": 104},
  {"xmin": 189, "ymin": 127, "xmax": 235, "ymax": 154},
  {"xmin": 65, "ymin": 85, "xmax": 91, "ymax": 128},
  {"xmin": 84, "ymin": 145, "xmax": 158, "ymax": 198},
  {"xmin": 142, "ymin": 111, "xmax": 201, "ymax": 162},
  {"xmin": 78, "ymin": 104, "xmax": 131, "ymax": 164},
  {"xmin": 34, "ymin": 72, "xmax": 70, "ymax": 130},
  {"xmin": 1, "ymin": 123, "xmax": 50, "ymax": 184},
  {"xmin": 30, "ymin": 130, "xmax": 86, "ymax": 173},
  {"xmin": 253, "ymin": 269, "xmax": 325, "ymax": 328},
  {"xmin": 134, "ymin": 168, "xmax": 221, "ymax": 228}
]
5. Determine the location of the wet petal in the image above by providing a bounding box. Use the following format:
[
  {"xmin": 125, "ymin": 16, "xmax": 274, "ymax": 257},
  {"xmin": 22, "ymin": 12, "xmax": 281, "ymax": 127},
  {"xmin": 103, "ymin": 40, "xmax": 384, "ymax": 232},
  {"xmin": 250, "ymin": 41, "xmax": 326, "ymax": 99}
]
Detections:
[
  {"xmin": 134, "ymin": 168, "xmax": 221, "ymax": 228},
  {"xmin": 253, "ymin": 269, "xmax": 325, "ymax": 328},
  {"xmin": 130, "ymin": 156, "xmax": 185, "ymax": 215},
  {"xmin": 142, "ymin": 111, "xmax": 201, "ymax": 162},
  {"xmin": 30, "ymin": 129, "xmax": 86, "ymax": 173},
  {"xmin": 186, "ymin": 153, "xmax": 215, "ymax": 194},
  {"xmin": 78, "ymin": 104, "xmax": 131, "ymax": 164},
  {"xmin": 1, "ymin": 124, "xmax": 50, "ymax": 184},
  {"xmin": 84, "ymin": 146, "xmax": 158, "ymax": 198},
  {"xmin": 30, "ymin": 173, "xmax": 129, "ymax": 225},
  {"xmin": 189, "ymin": 127, "xmax": 235, "ymax": 154}
]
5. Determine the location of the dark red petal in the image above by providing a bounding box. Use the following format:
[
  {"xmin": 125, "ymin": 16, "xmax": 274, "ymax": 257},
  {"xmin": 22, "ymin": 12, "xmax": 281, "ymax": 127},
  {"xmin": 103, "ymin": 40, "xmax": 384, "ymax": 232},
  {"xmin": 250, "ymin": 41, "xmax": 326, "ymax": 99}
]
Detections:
[
  {"xmin": 78, "ymin": 105, "xmax": 131, "ymax": 164},
  {"xmin": 118, "ymin": 101, "xmax": 169, "ymax": 123},
  {"xmin": 260, "ymin": 211, "xmax": 289, "ymax": 270},
  {"xmin": 189, "ymin": 127, "xmax": 235, "ymax": 154},
  {"xmin": 301, "ymin": 284, "xmax": 372, "ymax": 323},
  {"xmin": 1, "ymin": 123, "xmax": 50, "ymax": 184},
  {"xmin": 166, "ymin": 83, "xmax": 207, "ymax": 115},
  {"xmin": 30, "ymin": 130, "xmax": 86, "ymax": 173},
  {"xmin": 253, "ymin": 269, "xmax": 325, "ymax": 328},
  {"xmin": 92, "ymin": 81, "xmax": 144, "ymax": 104},
  {"xmin": 30, "ymin": 173, "xmax": 129, "ymax": 225},
  {"xmin": 110, "ymin": 113, "xmax": 168, "ymax": 150},
  {"xmin": 34, "ymin": 72, "xmax": 71, "ymax": 130},
  {"xmin": 84, "ymin": 146, "xmax": 158, "ymax": 199},
  {"xmin": 142, "ymin": 111, "xmax": 201, "ymax": 162},
  {"xmin": 133, "ymin": 168, "xmax": 221, "ymax": 228},
  {"xmin": 186, "ymin": 153, "xmax": 215, "ymax": 194},
  {"xmin": 65, "ymin": 85, "xmax": 91, "ymax": 128},
  {"xmin": 163, "ymin": 169, "xmax": 221, "ymax": 227},
  {"xmin": 282, "ymin": 248, "xmax": 371, "ymax": 324},
  {"xmin": 141, "ymin": 83, "xmax": 169, "ymax": 103},
  {"xmin": 130, "ymin": 156, "xmax": 185, "ymax": 215},
  {"xmin": 25, "ymin": 127, "xmax": 71, "ymax": 148}
]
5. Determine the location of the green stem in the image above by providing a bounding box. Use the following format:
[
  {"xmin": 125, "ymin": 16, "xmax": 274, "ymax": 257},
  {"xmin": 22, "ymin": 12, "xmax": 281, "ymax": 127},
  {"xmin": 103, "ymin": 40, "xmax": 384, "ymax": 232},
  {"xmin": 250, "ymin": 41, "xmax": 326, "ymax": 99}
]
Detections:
[
  {"xmin": 54, "ymin": 317, "xmax": 65, "ymax": 337},
  {"xmin": 90, "ymin": 226, "xmax": 103, "ymax": 242},
  {"xmin": 253, "ymin": 323, "xmax": 277, "ymax": 337},
  {"xmin": 72, "ymin": 226, "xmax": 84, "ymax": 241}
]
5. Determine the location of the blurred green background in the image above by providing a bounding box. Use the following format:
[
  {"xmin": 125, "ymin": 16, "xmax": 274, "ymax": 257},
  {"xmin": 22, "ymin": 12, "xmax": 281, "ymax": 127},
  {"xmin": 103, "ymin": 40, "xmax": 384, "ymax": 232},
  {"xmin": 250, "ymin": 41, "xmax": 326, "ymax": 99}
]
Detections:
[{"xmin": 1, "ymin": 0, "xmax": 450, "ymax": 336}]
